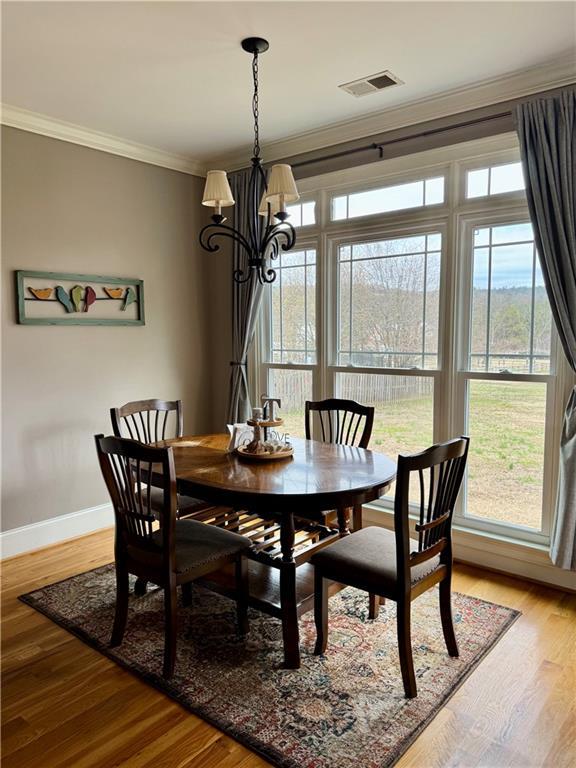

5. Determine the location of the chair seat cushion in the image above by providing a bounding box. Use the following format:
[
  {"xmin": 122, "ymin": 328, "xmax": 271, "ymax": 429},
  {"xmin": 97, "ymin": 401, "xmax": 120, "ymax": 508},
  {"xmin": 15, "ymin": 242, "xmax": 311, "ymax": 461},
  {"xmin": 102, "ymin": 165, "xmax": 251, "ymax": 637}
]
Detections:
[
  {"xmin": 148, "ymin": 486, "xmax": 211, "ymax": 516},
  {"xmin": 311, "ymin": 526, "xmax": 440, "ymax": 595},
  {"xmin": 152, "ymin": 520, "xmax": 252, "ymax": 574}
]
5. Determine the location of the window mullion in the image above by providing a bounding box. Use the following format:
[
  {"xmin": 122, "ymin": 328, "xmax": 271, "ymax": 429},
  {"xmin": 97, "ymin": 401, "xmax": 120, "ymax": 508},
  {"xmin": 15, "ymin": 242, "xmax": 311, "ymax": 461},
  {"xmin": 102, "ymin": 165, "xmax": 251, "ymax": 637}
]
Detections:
[
  {"xmin": 529, "ymin": 242, "xmax": 537, "ymax": 374},
  {"xmin": 422, "ymin": 244, "xmax": 428, "ymax": 369}
]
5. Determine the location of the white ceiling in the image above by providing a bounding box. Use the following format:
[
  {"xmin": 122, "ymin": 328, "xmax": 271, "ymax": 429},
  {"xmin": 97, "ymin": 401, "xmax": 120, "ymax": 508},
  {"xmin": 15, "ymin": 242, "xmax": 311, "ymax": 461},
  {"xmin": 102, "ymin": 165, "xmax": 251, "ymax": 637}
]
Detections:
[{"xmin": 2, "ymin": 1, "xmax": 575, "ymax": 167}]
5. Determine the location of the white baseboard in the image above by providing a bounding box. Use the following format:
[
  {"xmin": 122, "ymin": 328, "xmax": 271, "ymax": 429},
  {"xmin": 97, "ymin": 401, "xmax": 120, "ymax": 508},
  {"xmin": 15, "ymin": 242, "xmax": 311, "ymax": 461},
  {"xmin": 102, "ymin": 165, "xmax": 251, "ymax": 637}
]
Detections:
[
  {"xmin": 363, "ymin": 506, "xmax": 576, "ymax": 592},
  {"xmin": 0, "ymin": 503, "xmax": 114, "ymax": 560}
]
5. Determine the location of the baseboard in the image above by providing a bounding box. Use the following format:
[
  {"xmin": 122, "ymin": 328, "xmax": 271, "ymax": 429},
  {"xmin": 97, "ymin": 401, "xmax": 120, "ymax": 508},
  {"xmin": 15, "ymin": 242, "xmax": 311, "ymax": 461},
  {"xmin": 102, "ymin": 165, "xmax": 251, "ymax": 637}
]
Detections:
[
  {"xmin": 0, "ymin": 503, "xmax": 114, "ymax": 560},
  {"xmin": 362, "ymin": 506, "xmax": 576, "ymax": 593}
]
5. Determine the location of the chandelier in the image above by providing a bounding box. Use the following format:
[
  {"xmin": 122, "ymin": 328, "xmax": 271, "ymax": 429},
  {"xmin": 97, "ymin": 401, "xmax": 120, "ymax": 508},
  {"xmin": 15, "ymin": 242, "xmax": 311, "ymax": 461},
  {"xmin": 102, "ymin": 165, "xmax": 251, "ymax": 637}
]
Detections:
[{"xmin": 199, "ymin": 37, "xmax": 299, "ymax": 284}]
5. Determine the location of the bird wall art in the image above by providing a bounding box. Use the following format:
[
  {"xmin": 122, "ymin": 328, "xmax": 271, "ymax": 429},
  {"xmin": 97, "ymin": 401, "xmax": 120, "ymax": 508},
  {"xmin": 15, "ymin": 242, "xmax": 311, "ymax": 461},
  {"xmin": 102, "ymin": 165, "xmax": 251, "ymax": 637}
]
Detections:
[{"xmin": 17, "ymin": 271, "xmax": 145, "ymax": 326}]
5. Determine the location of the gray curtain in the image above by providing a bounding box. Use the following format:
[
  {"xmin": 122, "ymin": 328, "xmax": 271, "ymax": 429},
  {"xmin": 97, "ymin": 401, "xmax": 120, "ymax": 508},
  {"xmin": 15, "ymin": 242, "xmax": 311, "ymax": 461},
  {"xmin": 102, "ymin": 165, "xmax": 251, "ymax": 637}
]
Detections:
[
  {"xmin": 226, "ymin": 168, "xmax": 265, "ymax": 424},
  {"xmin": 515, "ymin": 89, "xmax": 576, "ymax": 569}
]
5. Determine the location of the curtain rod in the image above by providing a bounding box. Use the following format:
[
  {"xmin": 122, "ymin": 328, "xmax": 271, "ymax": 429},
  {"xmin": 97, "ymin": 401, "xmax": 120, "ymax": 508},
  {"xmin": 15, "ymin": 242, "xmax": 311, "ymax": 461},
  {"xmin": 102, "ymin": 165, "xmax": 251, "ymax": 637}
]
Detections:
[{"xmin": 290, "ymin": 109, "xmax": 513, "ymax": 169}]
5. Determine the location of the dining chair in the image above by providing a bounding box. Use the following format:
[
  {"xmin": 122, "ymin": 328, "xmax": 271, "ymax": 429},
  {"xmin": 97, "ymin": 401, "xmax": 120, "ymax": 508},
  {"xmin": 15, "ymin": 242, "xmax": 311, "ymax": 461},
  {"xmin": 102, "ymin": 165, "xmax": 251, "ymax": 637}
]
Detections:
[
  {"xmin": 312, "ymin": 436, "xmax": 470, "ymax": 698},
  {"xmin": 305, "ymin": 398, "xmax": 375, "ymax": 531},
  {"xmin": 95, "ymin": 434, "xmax": 252, "ymax": 679},
  {"xmin": 111, "ymin": 398, "xmax": 211, "ymax": 518},
  {"xmin": 305, "ymin": 398, "xmax": 374, "ymax": 449}
]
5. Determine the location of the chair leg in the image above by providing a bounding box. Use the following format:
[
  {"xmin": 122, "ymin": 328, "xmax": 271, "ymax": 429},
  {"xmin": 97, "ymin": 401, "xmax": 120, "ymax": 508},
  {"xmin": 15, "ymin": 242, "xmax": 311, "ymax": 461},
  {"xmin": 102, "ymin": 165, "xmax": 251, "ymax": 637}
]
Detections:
[
  {"xmin": 235, "ymin": 556, "xmax": 249, "ymax": 637},
  {"xmin": 439, "ymin": 577, "xmax": 459, "ymax": 657},
  {"xmin": 163, "ymin": 581, "xmax": 178, "ymax": 679},
  {"xmin": 110, "ymin": 562, "xmax": 129, "ymax": 647},
  {"xmin": 134, "ymin": 578, "xmax": 148, "ymax": 596},
  {"xmin": 368, "ymin": 593, "xmax": 380, "ymax": 620},
  {"xmin": 314, "ymin": 569, "xmax": 328, "ymax": 655},
  {"xmin": 397, "ymin": 597, "xmax": 417, "ymax": 698},
  {"xmin": 181, "ymin": 581, "xmax": 193, "ymax": 608}
]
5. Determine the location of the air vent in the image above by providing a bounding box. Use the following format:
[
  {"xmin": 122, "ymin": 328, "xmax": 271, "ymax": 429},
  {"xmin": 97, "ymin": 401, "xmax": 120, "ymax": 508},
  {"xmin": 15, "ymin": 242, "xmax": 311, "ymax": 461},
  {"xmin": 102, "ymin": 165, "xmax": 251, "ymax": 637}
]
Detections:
[{"xmin": 339, "ymin": 70, "xmax": 404, "ymax": 98}]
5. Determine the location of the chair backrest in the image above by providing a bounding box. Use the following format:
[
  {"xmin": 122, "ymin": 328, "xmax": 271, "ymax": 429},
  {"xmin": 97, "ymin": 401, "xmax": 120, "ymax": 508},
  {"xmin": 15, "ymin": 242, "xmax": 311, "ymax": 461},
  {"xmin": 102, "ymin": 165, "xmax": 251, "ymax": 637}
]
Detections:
[
  {"xmin": 110, "ymin": 399, "xmax": 183, "ymax": 444},
  {"xmin": 394, "ymin": 436, "xmax": 469, "ymax": 583},
  {"xmin": 95, "ymin": 434, "xmax": 177, "ymax": 561},
  {"xmin": 305, "ymin": 398, "xmax": 374, "ymax": 449}
]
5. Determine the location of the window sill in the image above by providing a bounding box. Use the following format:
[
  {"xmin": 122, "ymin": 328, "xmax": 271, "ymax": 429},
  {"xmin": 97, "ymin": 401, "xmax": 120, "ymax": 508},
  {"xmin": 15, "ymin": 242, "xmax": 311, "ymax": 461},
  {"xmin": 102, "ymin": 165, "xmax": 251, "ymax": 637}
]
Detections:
[{"xmin": 362, "ymin": 502, "xmax": 576, "ymax": 592}]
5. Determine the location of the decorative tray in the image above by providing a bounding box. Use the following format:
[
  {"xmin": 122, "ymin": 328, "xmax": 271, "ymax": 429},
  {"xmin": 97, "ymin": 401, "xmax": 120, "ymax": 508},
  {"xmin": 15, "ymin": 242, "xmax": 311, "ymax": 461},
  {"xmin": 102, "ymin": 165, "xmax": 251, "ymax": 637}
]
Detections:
[
  {"xmin": 246, "ymin": 418, "xmax": 284, "ymax": 428},
  {"xmin": 236, "ymin": 445, "xmax": 294, "ymax": 462}
]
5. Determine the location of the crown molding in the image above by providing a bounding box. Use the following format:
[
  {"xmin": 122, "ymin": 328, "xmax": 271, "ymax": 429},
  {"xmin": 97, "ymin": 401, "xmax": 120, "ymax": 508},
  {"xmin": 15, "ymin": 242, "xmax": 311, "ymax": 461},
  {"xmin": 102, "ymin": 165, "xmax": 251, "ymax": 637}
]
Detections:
[
  {"xmin": 0, "ymin": 104, "xmax": 207, "ymax": 177},
  {"xmin": 2, "ymin": 53, "xmax": 574, "ymax": 178},
  {"xmin": 210, "ymin": 52, "xmax": 576, "ymax": 171}
]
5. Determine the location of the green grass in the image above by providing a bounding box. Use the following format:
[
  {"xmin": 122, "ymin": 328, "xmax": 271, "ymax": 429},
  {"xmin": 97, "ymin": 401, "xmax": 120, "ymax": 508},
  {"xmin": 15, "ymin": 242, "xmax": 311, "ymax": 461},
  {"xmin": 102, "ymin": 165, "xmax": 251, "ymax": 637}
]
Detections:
[{"xmin": 280, "ymin": 381, "xmax": 546, "ymax": 530}]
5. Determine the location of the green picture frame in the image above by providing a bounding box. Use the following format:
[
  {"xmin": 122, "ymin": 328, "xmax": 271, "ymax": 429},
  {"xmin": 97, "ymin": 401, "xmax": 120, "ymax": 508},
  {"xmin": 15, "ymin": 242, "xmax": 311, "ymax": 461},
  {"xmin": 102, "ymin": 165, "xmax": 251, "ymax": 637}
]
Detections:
[{"xmin": 16, "ymin": 270, "xmax": 145, "ymax": 326}]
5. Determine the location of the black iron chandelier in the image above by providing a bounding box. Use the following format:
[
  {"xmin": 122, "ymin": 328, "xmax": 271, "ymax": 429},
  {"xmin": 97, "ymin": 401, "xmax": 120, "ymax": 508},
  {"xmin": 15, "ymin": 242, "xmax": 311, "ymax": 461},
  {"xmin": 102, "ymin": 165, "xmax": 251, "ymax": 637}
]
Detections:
[{"xmin": 199, "ymin": 37, "xmax": 299, "ymax": 284}]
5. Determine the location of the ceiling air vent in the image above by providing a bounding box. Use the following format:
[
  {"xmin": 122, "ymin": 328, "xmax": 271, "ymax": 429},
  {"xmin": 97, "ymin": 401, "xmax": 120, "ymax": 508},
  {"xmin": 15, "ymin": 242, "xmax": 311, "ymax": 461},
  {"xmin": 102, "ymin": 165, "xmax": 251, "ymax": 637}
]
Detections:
[{"xmin": 339, "ymin": 70, "xmax": 404, "ymax": 98}]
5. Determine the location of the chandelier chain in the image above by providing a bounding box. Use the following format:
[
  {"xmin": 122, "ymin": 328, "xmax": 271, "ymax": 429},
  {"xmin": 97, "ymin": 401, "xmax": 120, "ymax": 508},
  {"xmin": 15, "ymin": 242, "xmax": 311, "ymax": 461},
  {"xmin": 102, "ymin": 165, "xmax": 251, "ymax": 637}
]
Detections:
[{"xmin": 252, "ymin": 52, "xmax": 260, "ymax": 158}]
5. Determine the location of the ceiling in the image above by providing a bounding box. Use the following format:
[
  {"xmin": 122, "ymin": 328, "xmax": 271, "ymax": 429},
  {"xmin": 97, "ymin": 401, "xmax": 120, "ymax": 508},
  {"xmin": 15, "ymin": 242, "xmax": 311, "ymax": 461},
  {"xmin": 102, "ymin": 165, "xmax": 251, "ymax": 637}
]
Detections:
[{"xmin": 2, "ymin": 1, "xmax": 575, "ymax": 167}]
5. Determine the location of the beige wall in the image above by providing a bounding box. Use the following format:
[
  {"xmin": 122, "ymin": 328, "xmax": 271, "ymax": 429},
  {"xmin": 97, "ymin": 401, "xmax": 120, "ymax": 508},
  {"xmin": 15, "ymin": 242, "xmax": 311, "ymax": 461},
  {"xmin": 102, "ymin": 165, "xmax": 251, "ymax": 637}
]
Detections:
[{"xmin": 1, "ymin": 126, "xmax": 215, "ymax": 531}]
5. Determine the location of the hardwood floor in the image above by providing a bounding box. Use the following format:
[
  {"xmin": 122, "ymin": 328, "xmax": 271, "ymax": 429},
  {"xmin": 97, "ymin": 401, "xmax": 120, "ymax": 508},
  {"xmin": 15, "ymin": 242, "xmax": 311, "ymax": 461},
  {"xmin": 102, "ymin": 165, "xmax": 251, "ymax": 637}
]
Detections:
[{"xmin": 2, "ymin": 528, "xmax": 575, "ymax": 768}]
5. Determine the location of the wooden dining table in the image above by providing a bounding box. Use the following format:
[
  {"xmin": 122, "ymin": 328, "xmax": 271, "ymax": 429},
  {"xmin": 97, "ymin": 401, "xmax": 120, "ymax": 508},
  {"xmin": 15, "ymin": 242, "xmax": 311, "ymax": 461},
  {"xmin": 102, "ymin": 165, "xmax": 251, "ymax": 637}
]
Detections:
[{"xmin": 156, "ymin": 433, "xmax": 397, "ymax": 668}]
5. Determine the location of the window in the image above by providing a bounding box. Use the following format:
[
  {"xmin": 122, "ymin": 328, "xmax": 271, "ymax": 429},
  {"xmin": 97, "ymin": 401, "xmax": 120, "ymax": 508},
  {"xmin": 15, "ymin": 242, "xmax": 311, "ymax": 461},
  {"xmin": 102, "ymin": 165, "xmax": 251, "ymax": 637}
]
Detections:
[
  {"xmin": 332, "ymin": 175, "xmax": 444, "ymax": 220},
  {"xmin": 256, "ymin": 141, "xmax": 569, "ymax": 545},
  {"xmin": 466, "ymin": 161, "xmax": 525, "ymax": 198},
  {"xmin": 470, "ymin": 223, "xmax": 551, "ymax": 373},
  {"xmin": 337, "ymin": 234, "xmax": 441, "ymax": 368},
  {"xmin": 465, "ymin": 379, "xmax": 547, "ymax": 529},
  {"xmin": 268, "ymin": 368, "xmax": 312, "ymax": 438},
  {"xmin": 457, "ymin": 215, "xmax": 557, "ymax": 534},
  {"xmin": 285, "ymin": 201, "xmax": 316, "ymax": 227},
  {"xmin": 269, "ymin": 249, "xmax": 316, "ymax": 364},
  {"xmin": 262, "ymin": 246, "xmax": 317, "ymax": 438}
]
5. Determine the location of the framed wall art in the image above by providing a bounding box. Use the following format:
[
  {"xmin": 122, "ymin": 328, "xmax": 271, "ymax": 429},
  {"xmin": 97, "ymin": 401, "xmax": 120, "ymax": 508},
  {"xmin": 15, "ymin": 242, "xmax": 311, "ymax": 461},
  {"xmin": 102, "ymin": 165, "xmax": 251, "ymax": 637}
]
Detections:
[{"xmin": 16, "ymin": 271, "xmax": 145, "ymax": 326}]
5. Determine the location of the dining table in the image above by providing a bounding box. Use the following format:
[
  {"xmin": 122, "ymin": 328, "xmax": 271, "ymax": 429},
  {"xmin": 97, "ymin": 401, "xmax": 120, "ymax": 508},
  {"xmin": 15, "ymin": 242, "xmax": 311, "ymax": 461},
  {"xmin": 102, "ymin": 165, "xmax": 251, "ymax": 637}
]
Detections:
[{"xmin": 155, "ymin": 433, "xmax": 397, "ymax": 668}]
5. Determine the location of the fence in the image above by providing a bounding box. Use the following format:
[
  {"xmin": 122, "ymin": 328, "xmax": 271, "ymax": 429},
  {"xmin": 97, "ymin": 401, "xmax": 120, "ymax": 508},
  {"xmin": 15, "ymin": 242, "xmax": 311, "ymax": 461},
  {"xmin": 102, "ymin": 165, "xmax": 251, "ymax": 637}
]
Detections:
[{"xmin": 269, "ymin": 369, "xmax": 434, "ymax": 413}]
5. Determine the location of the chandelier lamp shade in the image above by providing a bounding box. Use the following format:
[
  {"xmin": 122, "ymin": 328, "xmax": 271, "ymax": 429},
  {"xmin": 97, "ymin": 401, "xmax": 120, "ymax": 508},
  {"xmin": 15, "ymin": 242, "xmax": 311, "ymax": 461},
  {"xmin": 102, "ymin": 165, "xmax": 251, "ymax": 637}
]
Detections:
[{"xmin": 199, "ymin": 37, "xmax": 299, "ymax": 284}]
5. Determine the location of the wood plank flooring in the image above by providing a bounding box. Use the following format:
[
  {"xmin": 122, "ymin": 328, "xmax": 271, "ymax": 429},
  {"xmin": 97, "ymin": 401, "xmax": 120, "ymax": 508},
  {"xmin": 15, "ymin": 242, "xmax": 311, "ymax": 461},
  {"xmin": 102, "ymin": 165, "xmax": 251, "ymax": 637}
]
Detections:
[{"xmin": 2, "ymin": 528, "xmax": 575, "ymax": 767}]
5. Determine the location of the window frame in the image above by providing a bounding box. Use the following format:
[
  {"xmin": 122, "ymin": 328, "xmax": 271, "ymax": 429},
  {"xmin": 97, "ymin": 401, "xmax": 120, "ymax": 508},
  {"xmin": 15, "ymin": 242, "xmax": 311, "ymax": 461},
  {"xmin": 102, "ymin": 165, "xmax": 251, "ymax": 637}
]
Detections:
[
  {"xmin": 285, "ymin": 198, "xmax": 318, "ymax": 230},
  {"xmin": 457, "ymin": 149, "xmax": 527, "ymax": 206},
  {"xmin": 453, "ymin": 208, "xmax": 564, "ymax": 544}
]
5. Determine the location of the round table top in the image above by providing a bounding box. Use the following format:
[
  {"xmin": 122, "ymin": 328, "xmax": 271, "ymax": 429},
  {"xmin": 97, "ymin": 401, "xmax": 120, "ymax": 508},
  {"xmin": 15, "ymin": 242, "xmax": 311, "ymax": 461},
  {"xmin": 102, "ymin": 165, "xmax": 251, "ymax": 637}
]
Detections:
[{"xmin": 158, "ymin": 433, "xmax": 397, "ymax": 513}]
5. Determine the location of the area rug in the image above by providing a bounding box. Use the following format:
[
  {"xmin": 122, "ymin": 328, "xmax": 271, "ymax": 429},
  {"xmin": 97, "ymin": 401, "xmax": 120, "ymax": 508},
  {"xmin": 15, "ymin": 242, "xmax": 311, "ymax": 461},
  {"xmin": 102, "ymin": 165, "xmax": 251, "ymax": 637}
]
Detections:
[{"xmin": 20, "ymin": 565, "xmax": 519, "ymax": 768}]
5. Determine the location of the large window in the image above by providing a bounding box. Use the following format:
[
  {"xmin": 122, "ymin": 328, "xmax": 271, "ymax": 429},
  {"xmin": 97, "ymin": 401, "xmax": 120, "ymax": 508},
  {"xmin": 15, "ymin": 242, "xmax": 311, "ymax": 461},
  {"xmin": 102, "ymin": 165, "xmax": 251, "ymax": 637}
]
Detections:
[{"xmin": 256, "ymin": 140, "xmax": 571, "ymax": 544}]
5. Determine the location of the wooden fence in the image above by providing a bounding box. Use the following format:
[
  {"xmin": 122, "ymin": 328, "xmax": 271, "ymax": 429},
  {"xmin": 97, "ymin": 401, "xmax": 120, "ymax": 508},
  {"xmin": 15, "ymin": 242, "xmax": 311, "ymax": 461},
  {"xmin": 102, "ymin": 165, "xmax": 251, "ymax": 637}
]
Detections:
[{"xmin": 270, "ymin": 370, "xmax": 434, "ymax": 412}]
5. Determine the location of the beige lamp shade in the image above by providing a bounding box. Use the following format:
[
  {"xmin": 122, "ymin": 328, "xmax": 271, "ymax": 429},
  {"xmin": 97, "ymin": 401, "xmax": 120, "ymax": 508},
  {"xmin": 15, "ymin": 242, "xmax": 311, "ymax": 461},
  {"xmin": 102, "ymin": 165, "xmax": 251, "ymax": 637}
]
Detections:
[
  {"xmin": 258, "ymin": 193, "xmax": 280, "ymax": 217},
  {"xmin": 264, "ymin": 164, "xmax": 299, "ymax": 206},
  {"xmin": 202, "ymin": 171, "xmax": 235, "ymax": 208}
]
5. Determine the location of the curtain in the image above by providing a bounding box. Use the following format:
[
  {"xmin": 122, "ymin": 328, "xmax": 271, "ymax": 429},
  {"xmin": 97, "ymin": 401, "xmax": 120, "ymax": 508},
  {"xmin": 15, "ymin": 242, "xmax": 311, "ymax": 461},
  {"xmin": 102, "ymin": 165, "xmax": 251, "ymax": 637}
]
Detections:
[
  {"xmin": 515, "ymin": 89, "xmax": 576, "ymax": 569},
  {"xmin": 226, "ymin": 168, "xmax": 265, "ymax": 424}
]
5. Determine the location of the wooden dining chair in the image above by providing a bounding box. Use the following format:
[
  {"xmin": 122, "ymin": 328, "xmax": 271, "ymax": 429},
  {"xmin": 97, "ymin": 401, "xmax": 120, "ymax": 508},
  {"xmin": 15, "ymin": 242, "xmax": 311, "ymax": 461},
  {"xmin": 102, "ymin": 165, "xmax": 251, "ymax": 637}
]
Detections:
[
  {"xmin": 305, "ymin": 398, "xmax": 375, "ymax": 531},
  {"xmin": 111, "ymin": 398, "xmax": 211, "ymax": 518},
  {"xmin": 312, "ymin": 436, "xmax": 470, "ymax": 698},
  {"xmin": 305, "ymin": 398, "xmax": 374, "ymax": 449},
  {"xmin": 95, "ymin": 434, "xmax": 252, "ymax": 679}
]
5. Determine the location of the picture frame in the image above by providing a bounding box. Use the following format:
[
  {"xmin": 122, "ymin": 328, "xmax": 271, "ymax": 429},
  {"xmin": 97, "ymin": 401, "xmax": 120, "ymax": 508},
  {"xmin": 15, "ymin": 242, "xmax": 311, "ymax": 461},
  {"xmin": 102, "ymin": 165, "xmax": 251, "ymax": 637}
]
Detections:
[{"xmin": 15, "ymin": 270, "xmax": 145, "ymax": 326}]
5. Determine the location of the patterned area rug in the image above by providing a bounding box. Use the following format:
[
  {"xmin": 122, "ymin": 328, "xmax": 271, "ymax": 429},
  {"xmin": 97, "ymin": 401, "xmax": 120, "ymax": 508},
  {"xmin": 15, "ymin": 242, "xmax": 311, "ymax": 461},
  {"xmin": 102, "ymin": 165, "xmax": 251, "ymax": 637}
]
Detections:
[{"xmin": 20, "ymin": 565, "xmax": 519, "ymax": 768}]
